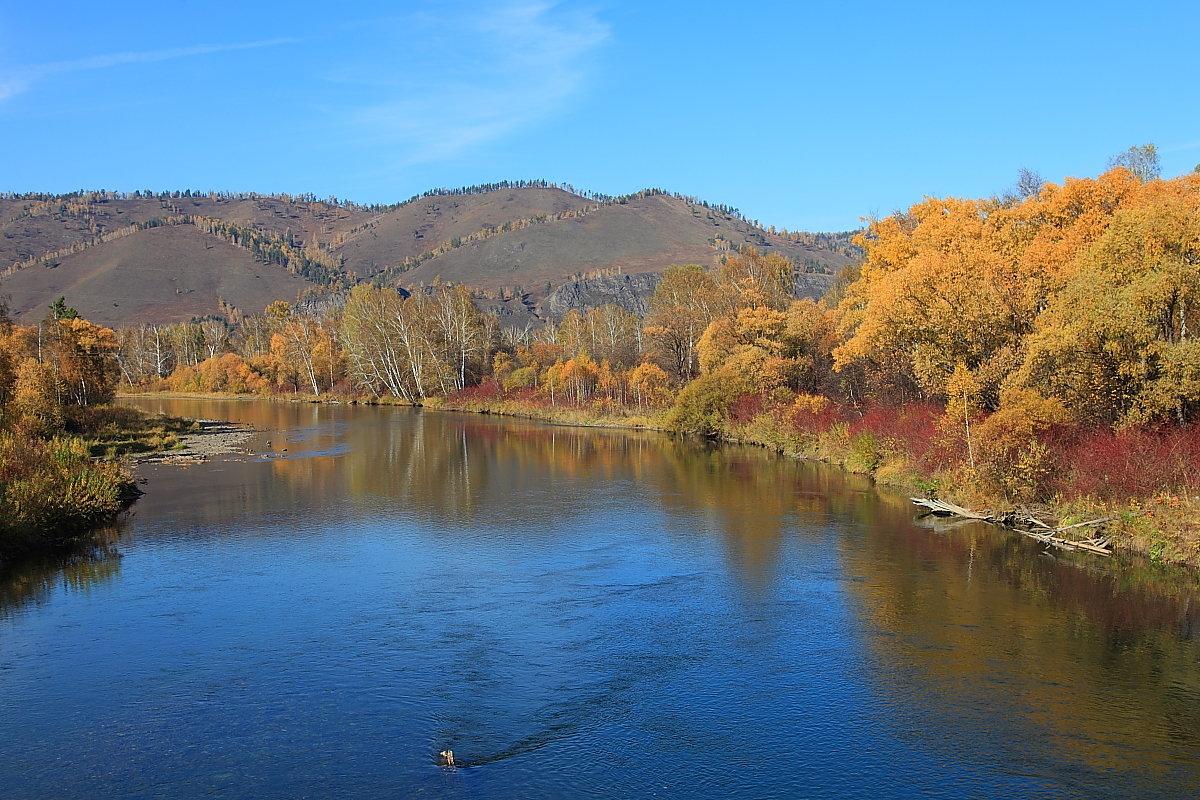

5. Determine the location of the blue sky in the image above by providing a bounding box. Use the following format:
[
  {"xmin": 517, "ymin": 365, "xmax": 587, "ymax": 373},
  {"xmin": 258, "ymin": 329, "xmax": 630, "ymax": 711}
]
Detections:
[{"xmin": 1, "ymin": 0, "xmax": 1197, "ymax": 232}]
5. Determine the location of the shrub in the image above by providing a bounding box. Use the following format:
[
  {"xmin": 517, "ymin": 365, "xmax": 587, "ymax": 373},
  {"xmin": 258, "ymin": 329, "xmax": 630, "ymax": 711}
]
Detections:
[
  {"xmin": 166, "ymin": 353, "xmax": 268, "ymax": 394},
  {"xmin": 850, "ymin": 403, "xmax": 942, "ymax": 465},
  {"xmin": 973, "ymin": 389, "xmax": 1071, "ymax": 502},
  {"xmin": 665, "ymin": 371, "xmax": 752, "ymax": 436},
  {"xmin": 0, "ymin": 428, "xmax": 134, "ymax": 557},
  {"xmin": 503, "ymin": 365, "xmax": 540, "ymax": 392},
  {"xmin": 728, "ymin": 392, "xmax": 769, "ymax": 426},
  {"xmin": 1057, "ymin": 425, "xmax": 1200, "ymax": 500},
  {"xmin": 845, "ymin": 431, "xmax": 882, "ymax": 474}
]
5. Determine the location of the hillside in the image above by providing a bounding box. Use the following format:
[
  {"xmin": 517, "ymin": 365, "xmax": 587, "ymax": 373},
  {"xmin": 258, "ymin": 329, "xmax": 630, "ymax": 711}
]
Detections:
[
  {"xmin": 0, "ymin": 192, "xmax": 372, "ymax": 269},
  {"xmin": 333, "ymin": 187, "xmax": 592, "ymax": 275},
  {"xmin": 0, "ymin": 184, "xmax": 858, "ymax": 326},
  {"xmin": 0, "ymin": 225, "xmax": 314, "ymax": 327},
  {"xmin": 387, "ymin": 191, "xmax": 857, "ymax": 294}
]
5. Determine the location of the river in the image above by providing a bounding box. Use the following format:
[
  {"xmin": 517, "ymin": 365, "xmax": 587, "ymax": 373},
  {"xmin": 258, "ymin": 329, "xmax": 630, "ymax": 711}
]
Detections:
[{"xmin": 2, "ymin": 398, "xmax": 1199, "ymax": 799}]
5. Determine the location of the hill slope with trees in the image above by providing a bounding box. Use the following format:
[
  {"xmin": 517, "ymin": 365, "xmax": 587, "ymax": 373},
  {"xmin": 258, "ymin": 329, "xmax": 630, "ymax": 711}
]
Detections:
[{"xmin": 0, "ymin": 183, "xmax": 857, "ymax": 327}]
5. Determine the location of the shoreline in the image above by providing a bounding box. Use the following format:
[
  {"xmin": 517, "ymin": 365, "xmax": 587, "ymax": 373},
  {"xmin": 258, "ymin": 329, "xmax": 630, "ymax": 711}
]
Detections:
[
  {"xmin": 128, "ymin": 419, "xmax": 257, "ymax": 465},
  {"xmin": 119, "ymin": 390, "xmax": 1197, "ymax": 569}
]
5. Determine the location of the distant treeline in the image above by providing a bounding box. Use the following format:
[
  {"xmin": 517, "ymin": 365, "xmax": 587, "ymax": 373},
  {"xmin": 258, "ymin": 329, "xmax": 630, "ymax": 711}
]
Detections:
[
  {"xmin": 4, "ymin": 213, "xmax": 350, "ymax": 288},
  {"xmin": 1, "ymin": 183, "xmax": 850, "ymax": 242}
]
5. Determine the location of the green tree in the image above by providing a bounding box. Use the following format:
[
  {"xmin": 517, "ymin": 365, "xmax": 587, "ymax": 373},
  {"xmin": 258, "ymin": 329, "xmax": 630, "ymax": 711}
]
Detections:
[{"xmin": 49, "ymin": 296, "xmax": 78, "ymax": 321}]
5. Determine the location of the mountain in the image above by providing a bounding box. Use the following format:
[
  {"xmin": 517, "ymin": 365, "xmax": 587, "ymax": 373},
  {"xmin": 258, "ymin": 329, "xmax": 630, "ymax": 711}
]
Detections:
[
  {"xmin": 2, "ymin": 225, "xmax": 313, "ymax": 327},
  {"xmin": 332, "ymin": 187, "xmax": 592, "ymax": 275},
  {"xmin": 0, "ymin": 184, "xmax": 859, "ymax": 327}
]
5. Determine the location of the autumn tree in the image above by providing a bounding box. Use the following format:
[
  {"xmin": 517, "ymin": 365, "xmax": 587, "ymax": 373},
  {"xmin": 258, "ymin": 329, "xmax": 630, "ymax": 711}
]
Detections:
[
  {"xmin": 12, "ymin": 357, "xmax": 62, "ymax": 434},
  {"xmin": 972, "ymin": 388, "xmax": 1069, "ymax": 502},
  {"xmin": 264, "ymin": 301, "xmax": 336, "ymax": 396},
  {"xmin": 556, "ymin": 304, "xmax": 641, "ymax": 368},
  {"xmin": 643, "ymin": 264, "xmax": 729, "ymax": 381},
  {"xmin": 627, "ymin": 361, "xmax": 671, "ymax": 408},
  {"xmin": 0, "ymin": 300, "xmax": 15, "ymax": 406},
  {"xmin": 1016, "ymin": 176, "xmax": 1200, "ymax": 424},
  {"xmin": 588, "ymin": 304, "xmax": 642, "ymax": 366},
  {"xmin": 342, "ymin": 285, "xmax": 417, "ymax": 400},
  {"xmin": 115, "ymin": 324, "xmax": 174, "ymax": 385},
  {"xmin": 781, "ymin": 299, "xmax": 837, "ymax": 394},
  {"xmin": 341, "ymin": 284, "xmax": 457, "ymax": 402},
  {"xmin": 198, "ymin": 318, "xmax": 230, "ymax": 359},
  {"xmin": 834, "ymin": 168, "xmax": 1148, "ymax": 408},
  {"xmin": 556, "ymin": 309, "xmax": 588, "ymax": 357},
  {"xmin": 427, "ymin": 284, "xmax": 488, "ymax": 391},
  {"xmin": 41, "ymin": 316, "xmax": 121, "ymax": 406},
  {"xmin": 718, "ymin": 247, "xmax": 796, "ymax": 311}
]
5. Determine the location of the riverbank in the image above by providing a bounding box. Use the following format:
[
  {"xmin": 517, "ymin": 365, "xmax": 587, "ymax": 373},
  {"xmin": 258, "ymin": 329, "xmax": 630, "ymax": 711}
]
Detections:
[
  {"xmin": 0, "ymin": 406, "xmax": 201, "ymax": 564},
  {"xmin": 12, "ymin": 394, "xmax": 1200, "ymax": 800},
  {"xmin": 432, "ymin": 393, "xmax": 1200, "ymax": 569},
  {"xmin": 130, "ymin": 419, "xmax": 256, "ymax": 464},
  {"xmin": 115, "ymin": 389, "xmax": 1200, "ymax": 569}
]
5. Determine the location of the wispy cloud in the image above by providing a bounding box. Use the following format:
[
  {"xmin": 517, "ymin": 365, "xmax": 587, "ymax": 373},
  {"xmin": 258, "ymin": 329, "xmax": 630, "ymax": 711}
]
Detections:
[
  {"xmin": 1163, "ymin": 139, "xmax": 1200, "ymax": 153},
  {"xmin": 0, "ymin": 78, "xmax": 23, "ymax": 103},
  {"xmin": 0, "ymin": 38, "xmax": 296, "ymax": 103},
  {"xmin": 341, "ymin": 1, "xmax": 610, "ymax": 165}
]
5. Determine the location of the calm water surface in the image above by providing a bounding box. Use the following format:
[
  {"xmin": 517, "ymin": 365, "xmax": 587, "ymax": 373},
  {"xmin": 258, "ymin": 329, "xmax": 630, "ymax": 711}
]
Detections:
[{"xmin": 2, "ymin": 399, "xmax": 1199, "ymax": 799}]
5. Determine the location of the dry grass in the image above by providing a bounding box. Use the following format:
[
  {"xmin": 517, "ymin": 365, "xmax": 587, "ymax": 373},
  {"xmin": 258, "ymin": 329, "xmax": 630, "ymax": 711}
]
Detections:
[
  {"xmin": 1, "ymin": 406, "xmax": 199, "ymax": 560},
  {"xmin": 0, "ymin": 427, "xmax": 135, "ymax": 558}
]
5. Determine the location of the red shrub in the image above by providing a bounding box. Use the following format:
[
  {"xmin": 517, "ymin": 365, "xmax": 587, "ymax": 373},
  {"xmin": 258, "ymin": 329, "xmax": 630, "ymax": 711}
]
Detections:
[
  {"xmin": 848, "ymin": 402, "xmax": 942, "ymax": 464},
  {"xmin": 787, "ymin": 401, "xmax": 845, "ymax": 436},
  {"xmin": 452, "ymin": 380, "xmax": 502, "ymax": 403},
  {"xmin": 729, "ymin": 392, "xmax": 770, "ymax": 425},
  {"xmin": 1056, "ymin": 425, "xmax": 1200, "ymax": 499}
]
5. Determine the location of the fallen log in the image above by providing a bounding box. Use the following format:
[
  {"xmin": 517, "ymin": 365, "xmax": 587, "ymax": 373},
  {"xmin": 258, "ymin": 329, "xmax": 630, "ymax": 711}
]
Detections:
[
  {"xmin": 910, "ymin": 498, "xmax": 1113, "ymax": 556},
  {"xmin": 909, "ymin": 498, "xmax": 993, "ymax": 521},
  {"xmin": 1053, "ymin": 516, "xmax": 1116, "ymax": 533}
]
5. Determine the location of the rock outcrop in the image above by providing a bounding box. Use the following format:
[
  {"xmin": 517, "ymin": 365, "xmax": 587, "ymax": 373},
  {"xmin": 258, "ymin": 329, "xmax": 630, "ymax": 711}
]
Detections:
[{"xmin": 541, "ymin": 273, "xmax": 661, "ymax": 319}]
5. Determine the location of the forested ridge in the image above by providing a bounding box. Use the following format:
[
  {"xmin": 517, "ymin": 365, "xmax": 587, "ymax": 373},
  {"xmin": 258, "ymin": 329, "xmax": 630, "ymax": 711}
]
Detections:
[{"xmin": 0, "ymin": 183, "xmax": 855, "ymax": 328}]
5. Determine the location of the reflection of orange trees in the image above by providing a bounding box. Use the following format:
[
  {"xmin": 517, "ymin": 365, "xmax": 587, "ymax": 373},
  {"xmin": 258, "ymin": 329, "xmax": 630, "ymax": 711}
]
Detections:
[
  {"xmin": 333, "ymin": 407, "xmax": 829, "ymax": 559},
  {"xmin": 270, "ymin": 453, "xmax": 346, "ymax": 505},
  {"xmin": 842, "ymin": 509, "xmax": 1200, "ymax": 777},
  {"xmin": 341, "ymin": 414, "xmax": 484, "ymax": 521},
  {"xmin": 654, "ymin": 438, "xmax": 878, "ymax": 588},
  {"xmin": 340, "ymin": 412, "xmax": 637, "ymax": 524}
]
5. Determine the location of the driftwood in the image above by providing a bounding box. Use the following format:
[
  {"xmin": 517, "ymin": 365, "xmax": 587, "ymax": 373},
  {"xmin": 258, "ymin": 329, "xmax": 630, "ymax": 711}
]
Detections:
[
  {"xmin": 909, "ymin": 498, "xmax": 990, "ymax": 520},
  {"xmin": 910, "ymin": 498, "xmax": 1114, "ymax": 556}
]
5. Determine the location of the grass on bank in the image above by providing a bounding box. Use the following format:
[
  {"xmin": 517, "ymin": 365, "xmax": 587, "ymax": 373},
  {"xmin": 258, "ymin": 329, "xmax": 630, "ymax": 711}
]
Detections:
[{"xmin": 1, "ymin": 406, "xmax": 196, "ymax": 560}]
